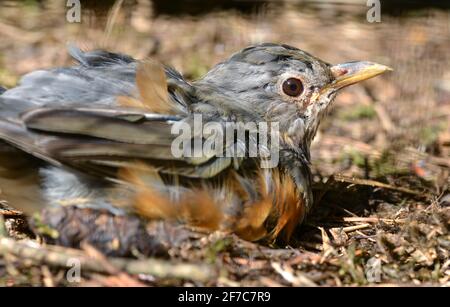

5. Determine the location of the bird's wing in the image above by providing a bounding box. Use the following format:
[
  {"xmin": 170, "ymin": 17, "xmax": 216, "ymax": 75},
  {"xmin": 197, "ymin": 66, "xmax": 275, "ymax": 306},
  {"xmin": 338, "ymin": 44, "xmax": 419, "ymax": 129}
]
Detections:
[
  {"xmin": 0, "ymin": 46, "xmax": 194, "ymax": 115},
  {"xmin": 1, "ymin": 52, "xmax": 136, "ymax": 112},
  {"xmin": 0, "ymin": 46, "xmax": 247, "ymax": 181},
  {"xmin": 0, "ymin": 104, "xmax": 244, "ymax": 180}
]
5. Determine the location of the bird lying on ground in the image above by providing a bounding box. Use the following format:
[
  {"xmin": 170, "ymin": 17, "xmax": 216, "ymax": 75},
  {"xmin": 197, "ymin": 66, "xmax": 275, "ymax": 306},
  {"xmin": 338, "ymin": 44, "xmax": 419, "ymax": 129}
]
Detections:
[{"xmin": 0, "ymin": 43, "xmax": 391, "ymax": 255}]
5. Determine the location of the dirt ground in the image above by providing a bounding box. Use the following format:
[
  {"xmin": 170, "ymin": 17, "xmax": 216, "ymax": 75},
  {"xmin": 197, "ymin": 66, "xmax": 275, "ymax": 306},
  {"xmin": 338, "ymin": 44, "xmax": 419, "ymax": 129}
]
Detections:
[{"xmin": 0, "ymin": 0, "xmax": 449, "ymax": 286}]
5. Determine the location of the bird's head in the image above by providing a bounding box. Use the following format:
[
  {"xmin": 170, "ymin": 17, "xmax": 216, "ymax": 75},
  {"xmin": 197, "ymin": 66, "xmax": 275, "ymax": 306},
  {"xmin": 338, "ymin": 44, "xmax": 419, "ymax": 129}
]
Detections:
[{"xmin": 194, "ymin": 43, "xmax": 391, "ymax": 149}]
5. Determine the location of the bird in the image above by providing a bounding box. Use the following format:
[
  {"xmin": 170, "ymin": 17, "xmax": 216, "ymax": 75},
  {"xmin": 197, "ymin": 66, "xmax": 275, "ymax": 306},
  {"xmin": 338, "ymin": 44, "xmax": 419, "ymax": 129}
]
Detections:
[{"xmin": 0, "ymin": 43, "xmax": 391, "ymax": 254}]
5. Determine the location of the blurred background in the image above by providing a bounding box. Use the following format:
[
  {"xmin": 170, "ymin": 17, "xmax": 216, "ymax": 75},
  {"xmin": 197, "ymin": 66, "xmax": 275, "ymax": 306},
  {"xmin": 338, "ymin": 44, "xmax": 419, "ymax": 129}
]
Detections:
[{"xmin": 0, "ymin": 0, "xmax": 448, "ymax": 187}]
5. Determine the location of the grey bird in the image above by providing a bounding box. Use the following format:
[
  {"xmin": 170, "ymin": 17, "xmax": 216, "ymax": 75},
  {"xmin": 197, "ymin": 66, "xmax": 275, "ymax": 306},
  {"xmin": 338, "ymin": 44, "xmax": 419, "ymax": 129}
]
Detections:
[{"xmin": 0, "ymin": 43, "xmax": 391, "ymax": 254}]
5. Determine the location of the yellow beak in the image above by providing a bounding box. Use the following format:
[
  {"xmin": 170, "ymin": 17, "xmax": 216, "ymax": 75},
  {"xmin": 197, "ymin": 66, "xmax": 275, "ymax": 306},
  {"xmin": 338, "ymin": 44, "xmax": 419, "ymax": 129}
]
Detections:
[{"xmin": 329, "ymin": 61, "xmax": 393, "ymax": 90}]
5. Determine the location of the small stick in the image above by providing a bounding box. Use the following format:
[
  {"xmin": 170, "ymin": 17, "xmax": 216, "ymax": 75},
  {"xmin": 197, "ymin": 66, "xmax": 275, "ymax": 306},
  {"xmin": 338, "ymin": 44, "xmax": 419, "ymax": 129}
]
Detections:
[
  {"xmin": 333, "ymin": 174, "xmax": 431, "ymax": 198},
  {"xmin": 0, "ymin": 237, "xmax": 216, "ymax": 282},
  {"xmin": 340, "ymin": 223, "xmax": 371, "ymax": 233},
  {"xmin": 334, "ymin": 217, "xmax": 406, "ymax": 224},
  {"xmin": 355, "ymin": 230, "xmax": 377, "ymax": 242}
]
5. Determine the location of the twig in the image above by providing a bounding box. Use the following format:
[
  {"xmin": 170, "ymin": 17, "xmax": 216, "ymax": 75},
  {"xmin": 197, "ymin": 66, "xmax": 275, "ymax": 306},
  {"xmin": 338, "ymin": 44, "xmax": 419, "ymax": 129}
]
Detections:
[
  {"xmin": 333, "ymin": 174, "xmax": 431, "ymax": 198},
  {"xmin": 0, "ymin": 237, "xmax": 216, "ymax": 282},
  {"xmin": 340, "ymin": 223, "xmax": 371, "ymax": 233},
  {"xmin": 331, "ymin": 217, "xmax": 406, "ymax": 224},
  {"xmin": 355, "ymin": 230, "xmax": 377, "ymax": 242},
  {"xmin": 319, "ymin": 227, "xmax": 335, "ymax": 263}
]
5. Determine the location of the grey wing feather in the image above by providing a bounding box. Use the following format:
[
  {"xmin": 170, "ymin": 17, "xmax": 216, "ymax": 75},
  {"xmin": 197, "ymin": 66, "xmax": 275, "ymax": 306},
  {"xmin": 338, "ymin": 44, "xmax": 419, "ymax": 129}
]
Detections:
[
  {"xmin": 0, "ymin": 118, "xmax": 61, "ymax": 167},
  {"xmin": 1, "ymin": 67, "xmax": 136, "ymax": 109},
  {"xmin": 22, "ymin": 108, "xmax": 177, "ymax": 145},
  {"xmin": 22, "ymin": 108, "xmax": 242, "ymax": 178},
  {"xmin": 0, "ymin": 107, "xmax": 240, "ymax": 179},
  {"xmin": 1, "ymin": 47, "xmax": 194, "ymax": 115},
  {"xmin": 0, "ymin": 47, "xmax": 247, "ymax": 181}
]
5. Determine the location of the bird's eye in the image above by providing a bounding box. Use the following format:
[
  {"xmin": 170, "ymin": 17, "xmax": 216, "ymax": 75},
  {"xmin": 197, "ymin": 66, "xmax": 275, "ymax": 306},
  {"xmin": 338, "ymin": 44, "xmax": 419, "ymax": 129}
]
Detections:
[{"xmin": 282, "ymin": 78, "xmax": 304, "ymax": 97}]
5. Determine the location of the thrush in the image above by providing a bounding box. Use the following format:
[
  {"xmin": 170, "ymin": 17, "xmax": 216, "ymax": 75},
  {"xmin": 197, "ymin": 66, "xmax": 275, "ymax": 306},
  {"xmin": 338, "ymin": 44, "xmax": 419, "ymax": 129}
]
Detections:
[{"xmin": 0, "ymin": 43, "xmax": 391, "ymax": 254}]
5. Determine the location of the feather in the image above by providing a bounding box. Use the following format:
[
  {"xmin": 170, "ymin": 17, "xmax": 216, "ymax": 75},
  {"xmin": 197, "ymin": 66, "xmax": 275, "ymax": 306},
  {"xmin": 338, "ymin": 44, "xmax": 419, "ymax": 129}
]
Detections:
[
  {"xmin": 268, "ymin": 170, "xmax": 305, "ymax": 241},
  {"xmin": 135, "ymin": 59, "xmax": 180, "ymax": 115},
  {"xmin": 120, "ymin": 164, "xmax": 305, "ymax": 242},
  {"xmin": 49, "ymin": 140, "xmax": 180, "ymax": 161},
  {"xmin": 22, "ymin": 108, "xmax": 175, "ymax": 145},
  {"xmin": 120, "ymin": 165, "xmax": 224, "ymax": 232},
  {"xmin": 0, "ymin": 118, "xmax": 61, "ymax": 166}
]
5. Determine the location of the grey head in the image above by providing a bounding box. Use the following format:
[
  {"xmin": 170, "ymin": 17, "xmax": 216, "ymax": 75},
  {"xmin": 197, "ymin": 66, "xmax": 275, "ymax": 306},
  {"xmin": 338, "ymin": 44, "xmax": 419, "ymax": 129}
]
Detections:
[{"xmin": 194, "ymin": 43, "xmax": 392, "ymax": 149}]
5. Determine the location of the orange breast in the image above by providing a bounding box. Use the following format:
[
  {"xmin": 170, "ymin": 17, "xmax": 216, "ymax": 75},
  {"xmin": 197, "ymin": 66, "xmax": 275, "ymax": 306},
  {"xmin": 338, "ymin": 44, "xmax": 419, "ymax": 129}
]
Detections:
[{"xmin": 121, "ymin": 166, "xmax": 306, "ymax": 242}]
